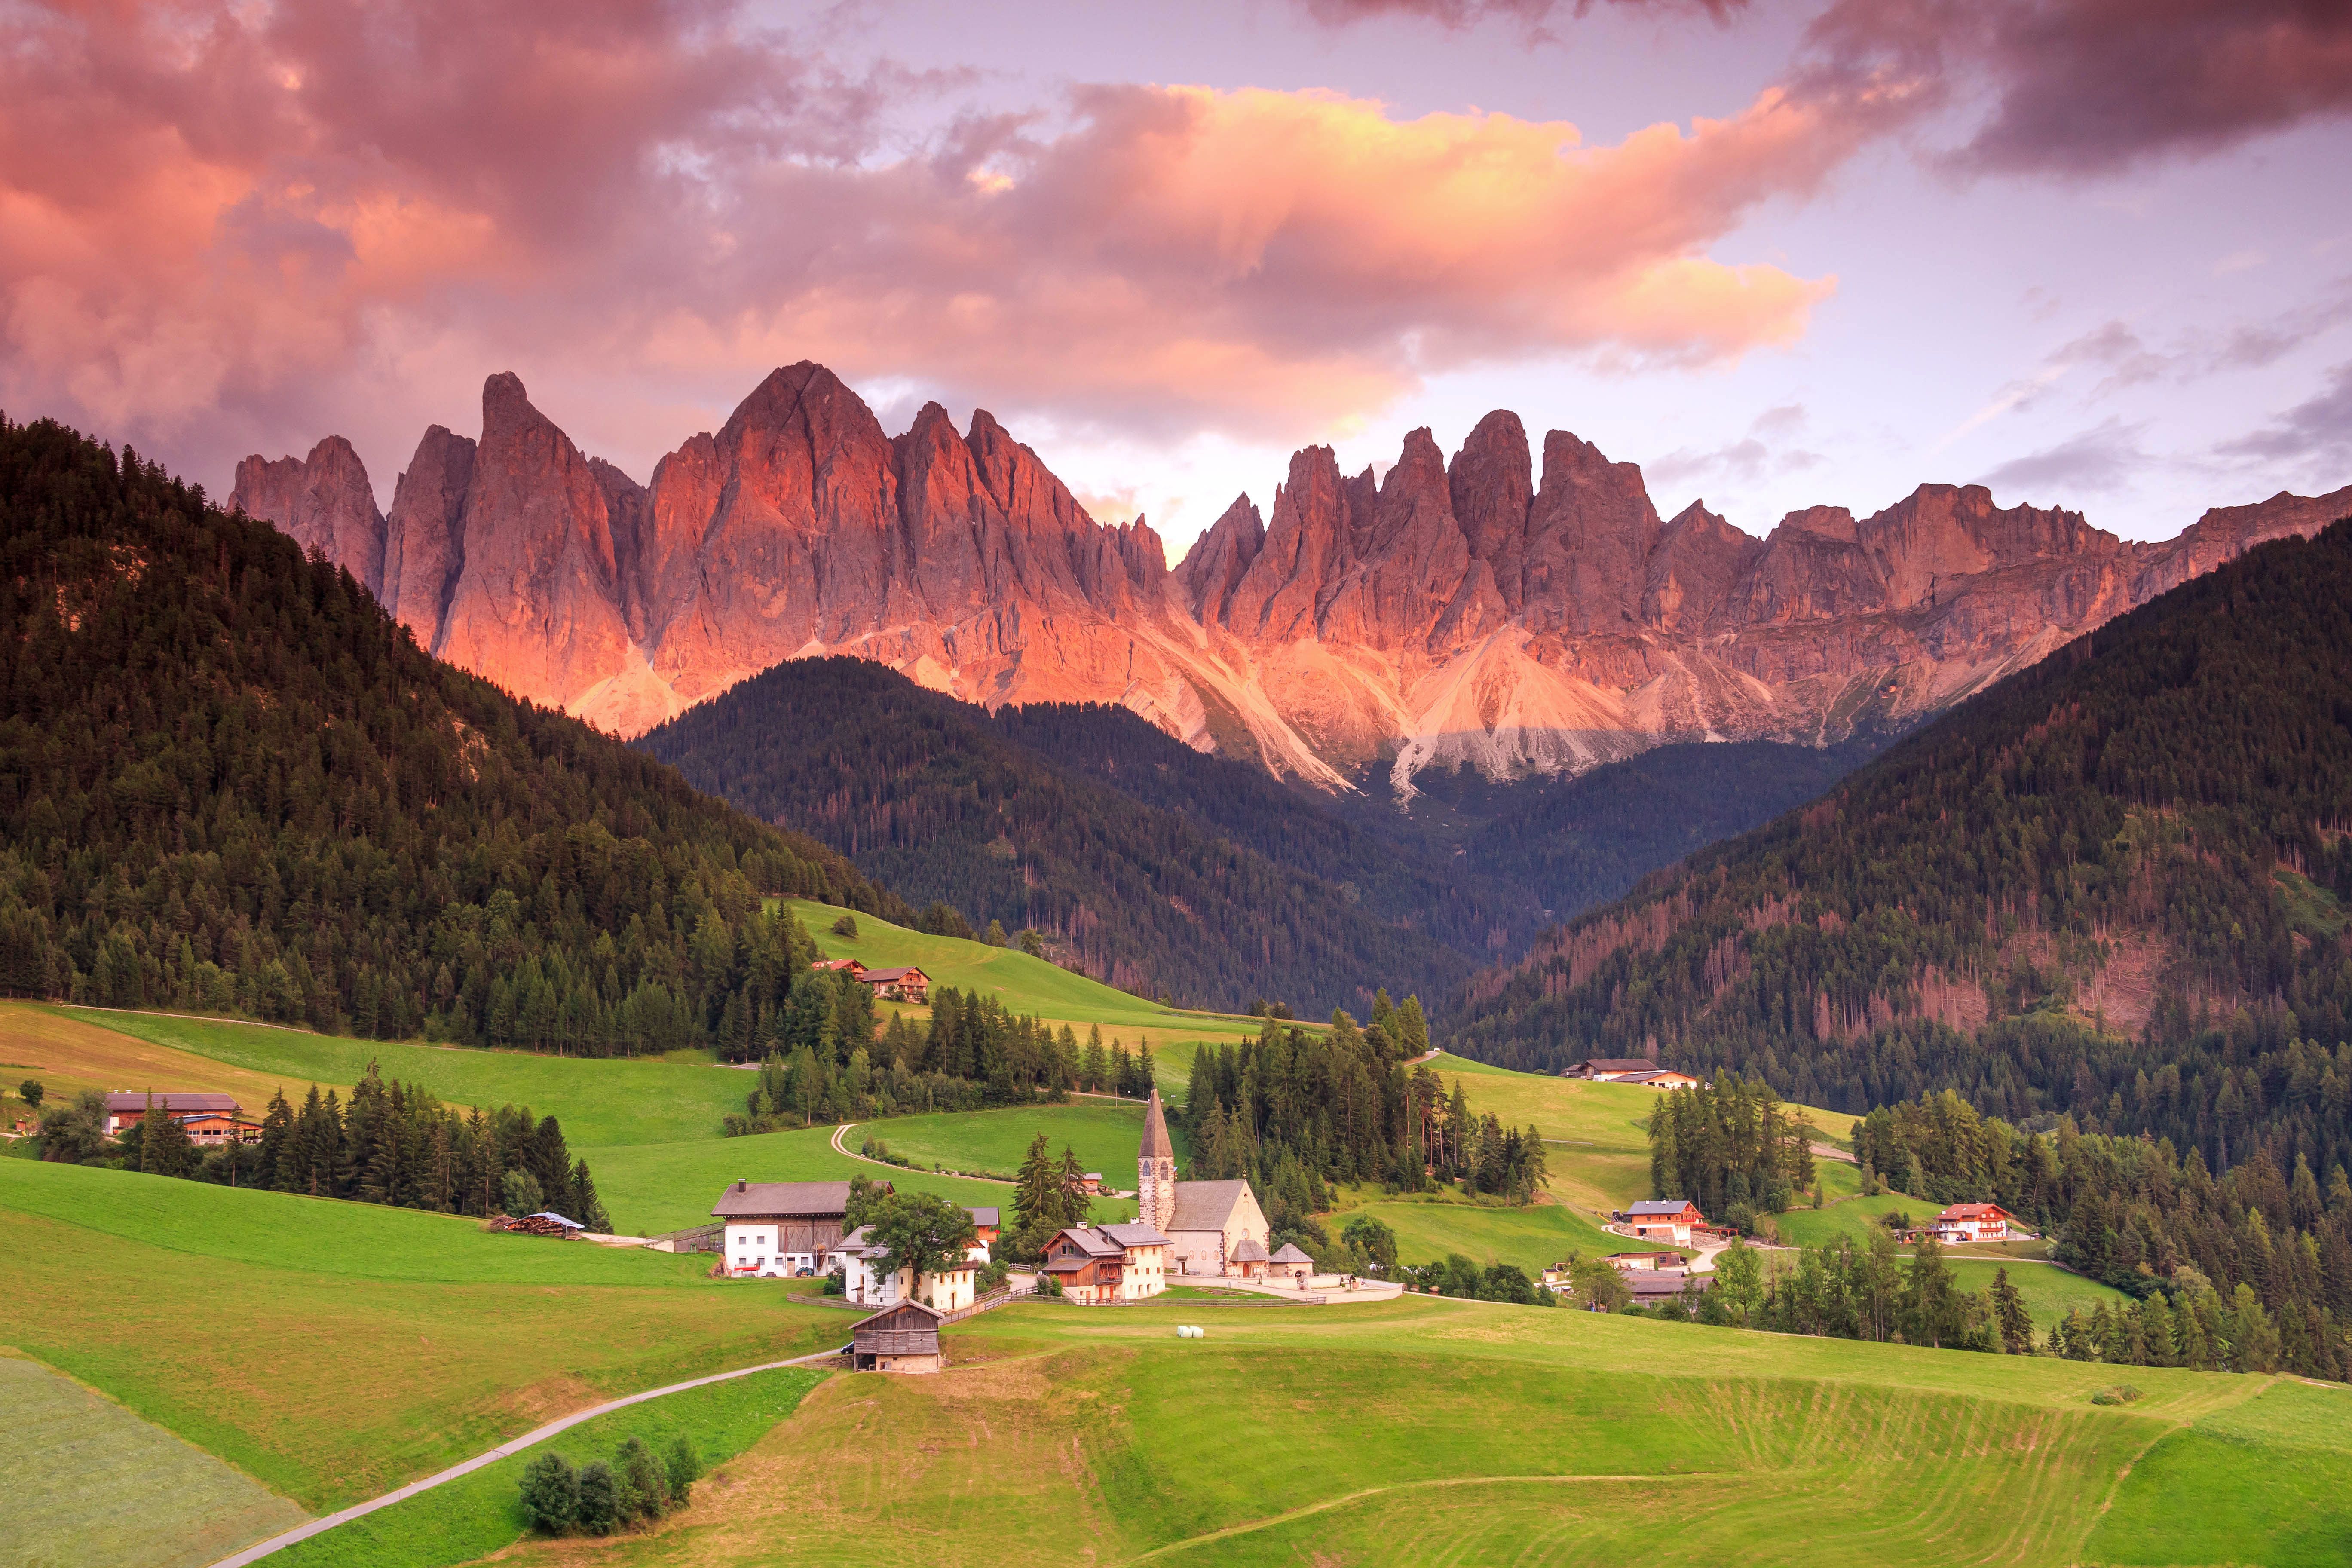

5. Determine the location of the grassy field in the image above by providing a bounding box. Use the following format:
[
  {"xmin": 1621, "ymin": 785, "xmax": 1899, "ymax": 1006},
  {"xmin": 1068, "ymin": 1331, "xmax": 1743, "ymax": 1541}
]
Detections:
[
  {"xmin": 530, "ymin": 1293, "xmax": 2349, "ymax": 1567},
  {"xmin": 0, "ymin": 1160, "xmax": 851, "ymax": 1511},
  {"xmin": 0, "ymin": 1004, "xmax": 353, "ymax": 1119},
  {"xmin": 41, "ymin": 1004, "xmax": 747, "ymax": 1149},
  {"xmin": 3, "ymin": 1349, "xmax": 309, "ymax": 1568},
  {"xmin": 585, "ymin": 1123, "xmax": 1139, "ymax": 1235},
  {"xmin": 1335, "ymin": 1192, "xmax": 1628, "ymax": 1274},
  {"xmin": 850, "ymin": 1100, "xmax": 1186, "ymax": 1183},
  {"xmin": 271, "ymin": 1366, "xmax": 825, "ymax": 1568},
  {"xmin": 1945, "ymin": 1259, "xmax": 2134, "ymax": 1330},
  {"xmin": 1770, "ymin": 1190, "xmax": 1945, "ymax": 1248}
]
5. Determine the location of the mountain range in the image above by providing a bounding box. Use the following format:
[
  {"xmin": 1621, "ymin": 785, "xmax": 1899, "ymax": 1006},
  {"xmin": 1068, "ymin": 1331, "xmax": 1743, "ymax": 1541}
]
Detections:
[{"xmin": 232, "ymin": 366, "xmax": 2352, "ymax": 795}]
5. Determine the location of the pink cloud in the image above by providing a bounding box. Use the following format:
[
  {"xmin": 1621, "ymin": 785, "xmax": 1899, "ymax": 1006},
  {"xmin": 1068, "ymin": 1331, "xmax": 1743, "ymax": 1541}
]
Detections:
[{"xmin": 0, "ymin": 1, "xmax": 1853, "ymax": 482}]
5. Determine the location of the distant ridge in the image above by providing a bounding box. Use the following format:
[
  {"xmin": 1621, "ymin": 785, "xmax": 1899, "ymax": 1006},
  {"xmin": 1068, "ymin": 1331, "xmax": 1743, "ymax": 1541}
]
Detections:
[{"xmin": 235, "ymin": 366, "xmax": 2351, "ymax": 792}]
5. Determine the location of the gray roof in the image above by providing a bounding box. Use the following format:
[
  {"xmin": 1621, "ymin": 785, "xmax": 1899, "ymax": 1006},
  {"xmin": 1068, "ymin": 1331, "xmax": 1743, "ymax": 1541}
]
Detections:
[
  {"xmin": 1626, "ymin": 1199, "xmax": 1699, "ymax": 1217},
  {"xmin": 1139, "ymin": 1087, "xmax": 1173, "ymax": 1159},
  {"xmin": 710, "ymin": 1180, "xmax": 860, "ymax": 1219},
  {"xmin": 858, "ymin": 966, "xmax": 927, "ymax": 983},
  {"xmin": 1624, "ymin": 1270, "xmax": 1708, "ymax": 1296},
  {"xmin": 1097, "ymin": 1222, "xmax": 1171, "ymax": 1249},
  {"xmin": 1167, "ymin": 1179, "xmax": 1257, "ymax": 1234},
  {"xmin": 104, "ymin": 1092, "xmax": 238, "ymax": 1114},
  {"xmin": 1572, "ymin": 1059, "xmax": 1657, "ymax": 1073},
  {"xmin": 967, "ymin": 1206, "xmax": 1001, "ymax": 1228},
  {"xmin": 1056, "ymin": 1227, "xmax": 1124, "ymax": 1258},
  {"xmin": 1229, "ymin": 1237, "xmax": 1270, "ymax": 1262},
  {"xmin": 1268, "ymin": 1243, "xmax": 1312, "ymax": 1264}
]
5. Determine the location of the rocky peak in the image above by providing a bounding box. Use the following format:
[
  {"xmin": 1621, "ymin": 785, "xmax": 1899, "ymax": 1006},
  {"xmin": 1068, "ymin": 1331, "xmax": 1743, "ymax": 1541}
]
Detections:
[
  {"xmin": 1448, "ymin": 410, "xmax": 1534, "ymax": 612},
  {"xmin": 380, "ymin": 425, "xmax": 475, "ymax": 649},
  {"xmin": 229, "ymin": 436, "xmax": 387, "ymax": 596},
  {"xmin": 1177, "ymin": 494, "xmax": 1265, "ymax": 624},
  {"xmin": 1643, "ymin": 499, "xmax": 1761, "ymax": 633},
  {"xmin": 1521, "ymin": 430, "xmax": 1660, "ymax": 634}
]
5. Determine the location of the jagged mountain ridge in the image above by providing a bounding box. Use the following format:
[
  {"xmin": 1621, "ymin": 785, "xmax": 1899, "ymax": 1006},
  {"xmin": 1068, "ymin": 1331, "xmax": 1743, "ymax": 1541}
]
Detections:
[{"xmin": 233, "ymin": 365, "xmax": 2351, "ymax": 791}]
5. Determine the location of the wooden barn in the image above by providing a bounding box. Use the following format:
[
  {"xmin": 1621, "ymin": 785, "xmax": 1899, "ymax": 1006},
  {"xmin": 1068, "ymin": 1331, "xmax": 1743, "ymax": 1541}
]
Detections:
[{"xmin": 851, "ymin": 1300, "xmax": 943, "ymax": 1374}]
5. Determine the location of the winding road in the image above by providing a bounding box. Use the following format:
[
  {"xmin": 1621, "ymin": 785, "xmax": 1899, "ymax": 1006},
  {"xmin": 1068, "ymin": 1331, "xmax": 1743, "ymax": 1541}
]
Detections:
[{"xmin": 203, "ymin": 1348, "xmax": 847, "ymax": 1568}]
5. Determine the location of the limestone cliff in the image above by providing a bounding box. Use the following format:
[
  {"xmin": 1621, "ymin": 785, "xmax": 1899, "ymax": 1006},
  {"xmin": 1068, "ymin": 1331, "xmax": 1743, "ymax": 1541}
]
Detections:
[{"xmin": 233, "ymin": 367, "xmax": 2352, "ymax": 793}]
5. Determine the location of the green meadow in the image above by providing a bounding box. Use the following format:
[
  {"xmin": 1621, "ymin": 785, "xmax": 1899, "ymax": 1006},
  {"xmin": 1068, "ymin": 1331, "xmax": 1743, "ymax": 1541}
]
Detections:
[
  {"xmin": 548, "ymin": 1294, "xmax": 2351, "ymax": 1567},
  {"xmin": 3, "ymin": 1349, "xmax": 309, "ymax": 1568},
  {"xmin": 270, "ymin": 1366, "xmax": 825, "ymax": 1568},
  {"xmin": 849, "ymin": 1099, "xmax": 1186, "ymax": 1182},
  {"xmin": 0, "ymin": 1159, "xmax": 849, "ymax": 1513},
  {"xmin": 1335, "ymin": 1191, "xmax": 1628, "ymax": 1274}
]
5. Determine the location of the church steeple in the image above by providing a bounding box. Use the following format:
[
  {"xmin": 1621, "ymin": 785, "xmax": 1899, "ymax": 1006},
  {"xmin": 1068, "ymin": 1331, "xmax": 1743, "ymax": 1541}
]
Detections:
[{"xmin": 1138, "ymin": 1087, "xmax": 1175, "ymax": 1233}]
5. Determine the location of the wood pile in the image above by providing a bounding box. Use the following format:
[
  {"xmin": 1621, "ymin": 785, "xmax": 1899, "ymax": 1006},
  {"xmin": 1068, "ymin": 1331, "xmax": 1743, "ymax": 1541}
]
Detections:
[{"xmin": 487, "ymin": 1213, "xmax": 578, "ymax": 1237}]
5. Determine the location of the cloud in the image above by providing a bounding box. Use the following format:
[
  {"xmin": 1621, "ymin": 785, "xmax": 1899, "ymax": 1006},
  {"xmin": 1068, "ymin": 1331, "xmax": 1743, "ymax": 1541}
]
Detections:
[
  {"xmin": 2217, "ymin": 361, "xmax": 2352, "ymax": 469},
  {"xmin": 1800, "ymin": 0, "xmax": 2352, "ymax": 176},
  {"xmin": 0, "ymin": 2, "xmax": 1863, "ymax": 481},
  {"xmin": 1978, "ymin": 416, "xmax": 2147, "ymax": 494},
  {"xmin": 1645, "ymin": 404, "xmax": 1822, "ymax": 490},
  {"xmin": 1294, "ymin": 0, "xmax": 1746, "ymax": 29}
]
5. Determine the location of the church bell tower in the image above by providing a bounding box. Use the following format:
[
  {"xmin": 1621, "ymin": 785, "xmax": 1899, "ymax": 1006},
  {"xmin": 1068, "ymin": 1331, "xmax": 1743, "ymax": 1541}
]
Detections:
[{"xmin": 1138, "ymin": 1087, "xmax": 1175, "ymax": 1232}]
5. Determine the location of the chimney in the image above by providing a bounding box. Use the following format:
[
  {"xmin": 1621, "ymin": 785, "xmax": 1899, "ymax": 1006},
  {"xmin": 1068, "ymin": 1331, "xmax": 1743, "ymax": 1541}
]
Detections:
[{"xmin": 734, "ymin": 1179, "xmax": 746, "ymax": 1193}]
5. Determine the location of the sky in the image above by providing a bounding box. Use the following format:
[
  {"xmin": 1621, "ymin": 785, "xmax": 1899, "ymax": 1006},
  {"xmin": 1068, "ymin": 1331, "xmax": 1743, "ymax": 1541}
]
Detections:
[{"xmin": 2, "ymin": 0, "xmax": 2349, "ymax": 556}]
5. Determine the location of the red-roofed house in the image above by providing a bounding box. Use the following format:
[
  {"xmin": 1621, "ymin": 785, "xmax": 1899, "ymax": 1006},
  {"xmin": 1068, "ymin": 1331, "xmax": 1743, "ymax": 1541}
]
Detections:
[
  {"xmin": 856, "ymin": 966, "xmax": 931, "ymax": 1003},
  {"xmin": 1928, "ymin": 1203, "xmax": 2014, "ymax": 1243},
  {"xmin": 812, "ymin": 958, "xmax": 868, "ymax": 977},
  {"xmin": 102, "ymin": 1092, "xmax": 242, "ymax": 1138},
  {"xmin": 1623, "ymin": 1199, "xmax": 1706, "ymax": 1246}
]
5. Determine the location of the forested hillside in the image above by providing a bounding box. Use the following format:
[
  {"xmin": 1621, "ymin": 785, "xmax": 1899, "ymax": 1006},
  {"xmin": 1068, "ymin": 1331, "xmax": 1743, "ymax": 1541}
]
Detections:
[
  {"xmin": 639, "ymin": 658, "xmax": 1528, "ymax": 1014},
  {"xmin": 0, "ymin": 416, "xmax": 902, "ymax": 1054},
  {"xmin": 1452, "ymin": 518, "xmax": 2352, "ymax": 1187}
]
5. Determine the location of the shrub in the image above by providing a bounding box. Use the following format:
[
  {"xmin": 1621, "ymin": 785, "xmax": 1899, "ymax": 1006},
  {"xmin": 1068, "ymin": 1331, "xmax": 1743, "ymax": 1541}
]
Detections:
[
  {"xmin": 831, "ymin": 913, "xmax": 858, "ymax": 938},
  {"xmin": 665, "ymin": 1436, "xmax": 702, "ymax": 1502},
  {"xmin": 576, "ymin": 1461, "xmax": 620, "ymax": 1535},
  {"xmin": 615, "ymin": 1435, "xmax": 671, "ymax": 1522},
  {"xmin": 2089, "ymin": 1384, "xmax": 2143, "ymax": 1406},
  {"xmin": 519, "ymin": 1452, "xmax": 579, "ymax": 1534}
]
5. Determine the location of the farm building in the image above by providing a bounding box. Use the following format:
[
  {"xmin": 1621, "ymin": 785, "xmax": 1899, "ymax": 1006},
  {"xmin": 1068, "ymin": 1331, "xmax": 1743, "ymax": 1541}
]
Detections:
[
  {"xmin": 1605, "ymin": 1251, "xmax": 1685, "ymax": 1273},
  {"xmin": 1617, "ymin": 1069, "xmax": 1700, "ymax": 1090},
  {"xmin": 965, "ymin": 1206, "xmax": 1000, "ymax": 1263},
  {"xmin": 827, "ymin": 1225, "xmax": 978, "ymax": 1311},
  {"xmin": 1041, "ymin": 1221, "xmax": 1171, "ymax": 1303},
  {"xmin": 1077, "ymin": 1173, "xmax": 1106, "ymax": 1195},
  {"xmin": 812, "ymin": 957, "xmax": 867, "ymax": 977},
  {"xmin": 102, "ymin": 1092, "xmax": 247, "ymax": 1139},
  {"xmin": 711, "ymin": 1179, "xmax": 879, "ymax": 1277},
  {"xmin": 851, "ymin": 1301, "xmax": 943, "ymax": 1374},
  {"xmin": 1928, "ymin": 1203, "xmax": 2015, "ymax": 1243},
  {"xmin": 1135, "ymin": 1089, "xmax": 1274, "ymax": 1275},
  {"xmin": 1560, "ymin": 1059, "xmax": 1659, "ymax": 1081},
  {"xmin": 1623, "ymin": 1199, "xmax": 1706, "ymax": 1246},
  {"xmin": 1623, "ymin": 1270, "xmax": 1708, "ymax": 1308},
  {"xmin": 857, "ymin": 965, "xmax": 931, "ymax": 1003}
]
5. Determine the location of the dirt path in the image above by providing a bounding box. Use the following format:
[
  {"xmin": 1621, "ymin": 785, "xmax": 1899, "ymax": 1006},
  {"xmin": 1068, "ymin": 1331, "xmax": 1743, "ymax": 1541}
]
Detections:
[{"xmin": 202, "ymin": 1349, "xmax": 846, "ymax": 1568}]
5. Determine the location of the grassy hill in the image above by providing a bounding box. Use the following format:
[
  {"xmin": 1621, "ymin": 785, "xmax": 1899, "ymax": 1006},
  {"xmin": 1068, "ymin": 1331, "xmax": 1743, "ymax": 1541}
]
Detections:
[
  {"xmin": 579, "ymin": 1295, "xmax": 2351, "ymax": 1567},
  {"xmin": 0, "ymin": 1159, "xmax": 849, "ymax": 1513}
]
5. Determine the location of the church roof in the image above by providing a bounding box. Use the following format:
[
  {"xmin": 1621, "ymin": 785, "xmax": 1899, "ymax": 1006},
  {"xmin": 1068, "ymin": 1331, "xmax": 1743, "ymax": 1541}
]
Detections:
[
  {"xmin": 1230, "ymin": 1237, "xmax": 1270, "ymax": 1262},
  {"xmin": 1139, "ymin": 1087, "xmax": 1173, "ymax": 1159},
  {"xmin": 1269, "ymin": 1243, "xmax": 1312, "ymax": 1264},
  {"xmin": 1167, "ymin": 1179, "xmax": 1256, "ymax": 1234}
]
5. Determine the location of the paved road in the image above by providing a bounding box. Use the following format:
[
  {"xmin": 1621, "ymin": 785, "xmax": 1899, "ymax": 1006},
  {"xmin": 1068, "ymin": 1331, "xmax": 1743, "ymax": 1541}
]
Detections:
[
  {"xmin": 829, "ymin": 1121, "xmax": 1017, "ymax": 1185},
  {"xmin": 203, "ymin": 1349, "xmax": 845, "ymax": 1568}
]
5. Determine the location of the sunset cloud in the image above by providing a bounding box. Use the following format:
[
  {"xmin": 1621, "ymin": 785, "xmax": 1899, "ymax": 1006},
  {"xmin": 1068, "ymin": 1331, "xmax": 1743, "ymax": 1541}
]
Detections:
[{"xmin": 0, "ymin": 0, "xmax": 1851, "ymax": 480}]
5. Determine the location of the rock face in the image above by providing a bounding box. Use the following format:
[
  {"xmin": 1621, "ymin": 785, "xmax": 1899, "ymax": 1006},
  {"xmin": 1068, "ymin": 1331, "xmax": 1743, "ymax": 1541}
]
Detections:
[
  {"xmin": 235, "ymin": 367, "xmax": 2352, "ymax": 793},
  {"xmin": 229, "ymin": 437, "xmax": 386, "ymax": 596}
]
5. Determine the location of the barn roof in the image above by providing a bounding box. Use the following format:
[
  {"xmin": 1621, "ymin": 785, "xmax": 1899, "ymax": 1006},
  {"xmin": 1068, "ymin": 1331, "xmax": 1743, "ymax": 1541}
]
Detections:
[
  {"xmin": 1572, "ymin": 1059, "xmax": 1657, "ymax": 1074},
  {"xmin": 858, "ymin": 967, "xmax": 927, "ymax": 984},
  {"xmin": 104, "ymin": 1092, "xmax": 238, "ymax": 1115},
  {"xmin": 710, "ymin": 1180, "xmax": 866, "ymax": 1218},
  {"xmin": 966, "ymin": 1207, "xmax": 1001, "ymax": 1228},
  {"xmin": 1626, "ymin": 1199, "xmax": 1700, "ymax": 1217}
]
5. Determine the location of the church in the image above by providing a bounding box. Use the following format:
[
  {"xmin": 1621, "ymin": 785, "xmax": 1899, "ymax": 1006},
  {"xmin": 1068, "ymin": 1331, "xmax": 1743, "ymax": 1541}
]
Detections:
[{"xmin": 1136, "ymin": 1087, "xmax": 1271, "ymax": 1277}]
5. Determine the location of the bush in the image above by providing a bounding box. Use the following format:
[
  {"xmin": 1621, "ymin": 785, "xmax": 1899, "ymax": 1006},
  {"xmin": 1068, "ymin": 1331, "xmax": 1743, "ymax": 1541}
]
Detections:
[
  {"xmin": 666, "ymin": 1436, "xmax": 701, "ymax": 1501},
  {"xmin": 2089, "ymin": 1384, "xmax": 2143, "ymax": 1406},
  {"xmin": 615, "ymin": 1435, "xmax": 671, "ymax": 1522},
  {"xmin": 576, "ymin": 1461, "xmax": 619, "ymax": 1535},
  {"xmin": 519, "ymin": 1452, "xmax": 579, "ymax": 1534},
  {"xmin": 831, "ymin": 913, "xmax": 858, "ymax": 938}
]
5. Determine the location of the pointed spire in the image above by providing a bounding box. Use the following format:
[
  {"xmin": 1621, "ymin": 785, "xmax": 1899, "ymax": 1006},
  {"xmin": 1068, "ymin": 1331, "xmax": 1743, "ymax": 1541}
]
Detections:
[{"xmin": 1139, "ymin": 1086, "xmax": 1172, "ymax": 1160}]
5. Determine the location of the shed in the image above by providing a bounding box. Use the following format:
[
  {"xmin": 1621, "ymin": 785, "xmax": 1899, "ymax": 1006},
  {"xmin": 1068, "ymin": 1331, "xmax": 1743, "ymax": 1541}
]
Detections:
[
  {"xmin": 1269, "ymin": 1242, "xmax": 1314, "ymax": 1281},
  {"xmin": 851, "ymin": 1300, "xmax": 943, "ymax": 1374}
]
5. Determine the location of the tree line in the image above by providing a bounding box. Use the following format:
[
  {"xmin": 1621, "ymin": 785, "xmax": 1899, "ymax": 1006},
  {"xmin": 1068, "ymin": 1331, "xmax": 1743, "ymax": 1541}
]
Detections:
[
  {"xmin": 1449, "ymin": 521, "xmax": 2352, "ymax": 1218},
  {"xmin": 1647, "ymin": 1075, "xmax": 1818, "ymax": 1231},
  {"xmin": 0, "ymin": 414, "xmax": 918, "ymax": 1068},
  {"xmin": 34, "ymin": 1061, "xmax": 612, "ymax": 1228}
]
